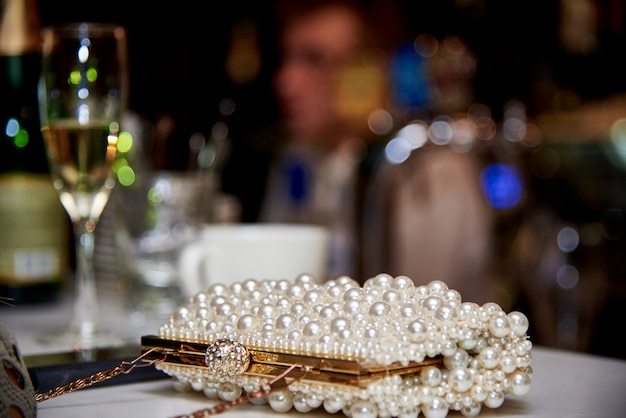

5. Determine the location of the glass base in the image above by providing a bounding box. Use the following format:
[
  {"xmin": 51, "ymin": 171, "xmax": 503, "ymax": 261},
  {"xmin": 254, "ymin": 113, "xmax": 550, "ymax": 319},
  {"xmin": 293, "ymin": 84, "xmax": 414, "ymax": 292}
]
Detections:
[
  {"xmin": 38, "ymin": 322, "xmax": 130, "ymax": 357},
  {"xmin": 126, "ymin": 280, "xmax": 184, "ymax": 318}
]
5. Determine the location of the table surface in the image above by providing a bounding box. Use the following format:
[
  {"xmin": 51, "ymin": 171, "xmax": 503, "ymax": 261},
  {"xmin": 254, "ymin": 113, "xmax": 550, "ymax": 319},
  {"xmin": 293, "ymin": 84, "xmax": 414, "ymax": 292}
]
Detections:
[
  {"xmin": 4, "ymin": 286, "xmax": 626, "ymax": 418},
  {"xmin": 31, "ymin": 346, "xmax": 626, "ymax": 418}
]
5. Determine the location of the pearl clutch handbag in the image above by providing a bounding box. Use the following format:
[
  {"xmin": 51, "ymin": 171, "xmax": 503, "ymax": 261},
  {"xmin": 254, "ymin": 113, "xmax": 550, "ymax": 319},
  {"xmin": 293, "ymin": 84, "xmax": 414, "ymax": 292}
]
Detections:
[{"xmin": 140, "ymin": 273, "xmax": 533, "ymax": 418}]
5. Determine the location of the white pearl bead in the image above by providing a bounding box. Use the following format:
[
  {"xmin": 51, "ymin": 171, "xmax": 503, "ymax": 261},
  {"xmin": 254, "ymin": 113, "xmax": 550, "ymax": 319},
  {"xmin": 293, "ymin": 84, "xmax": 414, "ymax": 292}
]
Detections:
[
  {"xmin": 408, "ymin": 319, "xmax": 427, "ymax": 342},
  {"xmin": 195, "ymin": 307, "xmax": 209, "ymax": 320},
  {"xmin": 190, "ymin": 376, "xmax": 205, "ymax": 391},
  {"xmin": 295, "ymin": 272, "xmax": 317, "ymax": 286},
  {"xmin": 230, "ymin": 282, "xmax": 242, "ymax": 294},
  {"xmin": 500, "ymin": 355, "xmax": 517, "ymax": 373},
  {"xmin": 399, "ymin": 304, "xmax": 415, "ymax": 318},
  {"xmin": 474, "ymin": 338, "xmax": 487, "ymax": 352},
  {"xmin": 365, "ymin": 327, "xmax": 378, "ymax": 339},
  {"xmin": 507, "ymin": 311, "xmax": 529, "ymax": 336},
  {"xmin": 484, "ymin": 391, "xmax": 504, "ymax": 409},
  {"xmin": 428, "ymin": 280, "xmax": 448, "ymax": 295},
  {"xmin": 303, "ymin": 321, "xmax": 321, "ymax": 337},
  {"xmin": 331, "ymin": 317, "xmax": 349, "ymax": 333},
  {"xmin": 449, "ymin": 368, "xmax": 474, "ymax": 393},
  {"xmin": 444, "ymin": 348, "xmax": 470, "ymax": 369},
  {"xmin": 276, "ymin": 279, "xmax": 291, "ymax": 291},
  {"xmin": 383, "ymin": 289, "xmax": 402, "ymax": 304},
  {"xmin": 461, "ymin": 401, "xmax": 481, "ymax": 417},
  {"xmin": 489, "ymin": 315, "xmax": 511, "ymax": 338},
  {"xmin": 289, "ymin": 301, "xmax": 306, "ymax": 316},
  {"xmin": 276, "ymin": 313, "xmax": 296, "ymax": 330},
  {"xmin": 209, "ymin": 296, "xmax": 228, "ymax": 308},
  {"xmin": 351, "ymin": 400, "xmax": 378, "ymax": 418},
  {"xmin": 423, "ymin": 296, "xmax": 442, "ymax": 312},
  {"xmin": 416, "ymin": 285, "xmax": 429, "ymax": 297},
  {"xmin": 328, "ymin": 285, "xmax": 343, "ymax": 298},
  {"xmin": 418, "ymin": 385, "xmax": 434, "ymax": 403},
  {"xmin": 459, "ymin": 330, "xmax": 478, "ymax": 350},
  {"xmin": 210, "ymin": 283, "xmax": 231, "ymax": 296},
  {"xmin": 304, "ymin": 289, "xmax": 321, "ymax": 304},
  {"xmin": 343, "ymin": 300, "xmax": 361, "ymax": 315},
  {"xmin": 509, "ymin": 371, "xmax": 532, "ymax": 396},
  {"xmin": 436, "ymin": 305, "xmax": 457, "ymax": 323},
  {"xmin": 306, "ymin": 393, "xmax": 323, "ymax": 408},
  {"xmin": 398, "ymin": 406, "xmax": 419, "ymax": 418},
  {"xmin": 242, "ymin": 278, "xmax": 260, "ymax": 293},
  {"xmin": 218, "ymin": 382, "xmax": 242, "ymax": 402},
  {"xmin": 202, "ymin": 386, "xmax": 219, "ymax": 399},
  {"xmin": 320, "ymin": 306, "xmax": 336, "ymax": 319},
  {"xmin": 259, "ymin": 304, "xmax": 277, "ymax": 319},
  {"xmin": 391, "ymin": 275, "xmax": 414, "ymax": 291},
  {"xmin": 268, "ymin": 390, "xmax": 294, "ymax": 413},
  {"xmin": 323, "ymin": 396, "xmax": 345, "ymax": 413},
  {"xmin": 478, "ymin": 347, "xmax": 500, "ymax": 369},
  {"xmin": 337, "ymin": 275, "xmax": 357, "ymax": 287},
  {"xmin": 470, "ymin": 384, "xmax": 487, "ymax": 402},
  {"xmin": 442, "ymin": 289, "xmax": 461, "ymax": 303},
  {"xmin": 420, "ymin": 366, "xmax": 442, "ymax": 387},
  {"xmin": 276, "ymin": 297, "xmax": 290, "ymax": 310},
  {"xmin": 369, "ymin": 301, "xmax": 390, "ymax": 317},
  {"xmin": 173, "ymin": 307, "xmax": 190, "ymax": 323},
  {"xmin": 422, "ymin": 396, "xmax": 449, "ymax": 418},
  {"xmin": 236, "ymin": 314, "xmax": 259, "ymax": 331},
  {"xmin": 343, "ymin": 287, "xmax": 363, "ymax": 301},
  {"xmin": 293, "ymin": 393, "xmax": 312, "ymax": 413},
  {"xmin": 372, "ymin": 273, "xmax": 393, "ymax": 288},
  {"xmin": 288, "ymin": 284, "xmax": 304, "ymax": 299}
]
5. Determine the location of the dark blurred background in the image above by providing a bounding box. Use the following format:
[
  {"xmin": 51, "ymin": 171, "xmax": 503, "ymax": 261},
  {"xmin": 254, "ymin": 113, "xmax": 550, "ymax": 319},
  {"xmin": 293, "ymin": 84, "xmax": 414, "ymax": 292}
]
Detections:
[
  {"xmin": 38, "ymin": 0, "xmax": 626, "ymax": 212},
  {"xmin": 37, "ymin": 0, "xmax": 626, "ymax": 164},
  {"xmin": 37, "ymin": 0, "xmax": 626, "ymax": 360}
]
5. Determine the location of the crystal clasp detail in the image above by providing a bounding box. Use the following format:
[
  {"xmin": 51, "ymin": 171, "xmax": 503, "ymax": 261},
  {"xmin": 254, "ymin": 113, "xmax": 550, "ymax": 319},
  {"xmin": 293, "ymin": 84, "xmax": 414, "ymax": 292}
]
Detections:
[{"xmin": 205, "ymin": 339, "xmax": 250, "ymax": 378}]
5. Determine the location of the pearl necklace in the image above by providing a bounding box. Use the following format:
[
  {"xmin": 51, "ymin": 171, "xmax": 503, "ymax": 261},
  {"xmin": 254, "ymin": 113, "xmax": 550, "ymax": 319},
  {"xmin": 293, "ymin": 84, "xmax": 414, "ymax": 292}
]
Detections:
[{"xmin": 153, "ymin": 273, "xmax": 532, "ymax": 418}]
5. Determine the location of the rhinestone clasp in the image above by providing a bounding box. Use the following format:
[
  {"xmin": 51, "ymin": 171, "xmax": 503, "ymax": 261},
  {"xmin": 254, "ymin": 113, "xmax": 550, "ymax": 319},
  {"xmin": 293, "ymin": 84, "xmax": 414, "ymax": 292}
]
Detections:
[{"xmin": 205, "ymin": 339, "xmax": 250, "ymax": 378}]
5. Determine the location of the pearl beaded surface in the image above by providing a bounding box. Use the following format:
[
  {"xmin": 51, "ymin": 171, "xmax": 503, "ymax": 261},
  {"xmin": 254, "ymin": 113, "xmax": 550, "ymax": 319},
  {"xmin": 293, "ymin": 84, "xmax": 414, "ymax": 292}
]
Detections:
[{"xmin": 156, "ymin": 273, "xmax": 533, "ymax": 418}]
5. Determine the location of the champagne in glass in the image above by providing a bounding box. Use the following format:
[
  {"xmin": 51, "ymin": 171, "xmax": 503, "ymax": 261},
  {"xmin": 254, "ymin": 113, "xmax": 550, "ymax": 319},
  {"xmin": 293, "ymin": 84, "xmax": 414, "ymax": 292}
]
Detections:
[{"xmin": 39, "ymin": 22, "xmax": 128, "ymax": 349}]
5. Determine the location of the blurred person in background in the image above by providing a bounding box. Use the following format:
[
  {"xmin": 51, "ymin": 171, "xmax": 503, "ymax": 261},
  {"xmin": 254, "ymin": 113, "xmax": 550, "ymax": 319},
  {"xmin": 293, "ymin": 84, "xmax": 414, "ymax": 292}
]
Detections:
[{"xmin": 253, "ymin": 0, "xmax": 411, "ymax": 279}]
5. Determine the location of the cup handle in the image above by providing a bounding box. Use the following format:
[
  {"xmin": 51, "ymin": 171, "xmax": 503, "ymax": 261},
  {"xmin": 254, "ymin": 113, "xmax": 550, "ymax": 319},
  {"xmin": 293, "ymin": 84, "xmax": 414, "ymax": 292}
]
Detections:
[{"xmin": 178, "ymin": 241, "xmax": 210, "ymax": 297}]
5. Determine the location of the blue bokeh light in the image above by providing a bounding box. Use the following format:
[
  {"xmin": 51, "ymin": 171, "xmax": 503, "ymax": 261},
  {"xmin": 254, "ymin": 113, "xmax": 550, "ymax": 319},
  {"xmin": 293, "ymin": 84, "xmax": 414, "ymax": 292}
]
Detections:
[
  {"xmin": 480, "ymin": 163, "xmax": 523, "ymax": 210},
  {"xmin": 388, "ymin": 42, "xmax": 429, "ymax": 109}
]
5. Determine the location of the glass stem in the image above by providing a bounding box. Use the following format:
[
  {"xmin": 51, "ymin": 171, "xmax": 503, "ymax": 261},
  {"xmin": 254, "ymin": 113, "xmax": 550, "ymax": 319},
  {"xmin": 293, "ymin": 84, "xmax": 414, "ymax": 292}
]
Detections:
[{"xmin": 72, "ymin": 218, "xmax": 99, "ymax": 339}]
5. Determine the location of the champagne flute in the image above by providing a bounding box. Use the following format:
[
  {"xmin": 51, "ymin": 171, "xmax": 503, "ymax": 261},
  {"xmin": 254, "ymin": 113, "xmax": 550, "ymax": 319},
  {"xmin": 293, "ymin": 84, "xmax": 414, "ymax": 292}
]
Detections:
[{"xmin": 38, "ymin": 22, "xmax": 128, "ymax": 349}]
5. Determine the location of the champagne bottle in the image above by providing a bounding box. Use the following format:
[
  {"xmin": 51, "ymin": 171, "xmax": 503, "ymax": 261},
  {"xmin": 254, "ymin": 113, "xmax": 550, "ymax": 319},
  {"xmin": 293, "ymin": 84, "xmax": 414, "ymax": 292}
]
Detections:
[{"xmin": 0, "ymin": 0, "xmax": 68, "ymax": 304}]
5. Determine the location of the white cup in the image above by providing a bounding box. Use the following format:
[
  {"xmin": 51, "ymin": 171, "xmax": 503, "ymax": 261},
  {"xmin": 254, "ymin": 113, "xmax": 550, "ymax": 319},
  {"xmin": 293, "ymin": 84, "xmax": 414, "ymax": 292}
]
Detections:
[{"xmin": 178, "ymin": 223, "xmax": 329, "ymax": 297}]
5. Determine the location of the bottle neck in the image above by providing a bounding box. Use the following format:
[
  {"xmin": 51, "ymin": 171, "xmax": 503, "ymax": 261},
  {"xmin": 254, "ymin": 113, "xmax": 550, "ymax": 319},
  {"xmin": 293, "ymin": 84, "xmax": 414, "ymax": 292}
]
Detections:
[
  {"xmin": 0, "ymin": 0, "xmax": 41, "ymax": 56},
  {"xmin": 0, "ymin": 53, "xmax": 48, "ymax": 175}
]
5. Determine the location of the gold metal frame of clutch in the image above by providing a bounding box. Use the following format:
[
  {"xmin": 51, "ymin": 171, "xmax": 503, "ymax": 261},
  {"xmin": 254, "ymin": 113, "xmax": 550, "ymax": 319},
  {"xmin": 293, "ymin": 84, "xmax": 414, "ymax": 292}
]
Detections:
[{"xmin": 140, "ymin": 335, "xmax": 444, "ymax": 386}]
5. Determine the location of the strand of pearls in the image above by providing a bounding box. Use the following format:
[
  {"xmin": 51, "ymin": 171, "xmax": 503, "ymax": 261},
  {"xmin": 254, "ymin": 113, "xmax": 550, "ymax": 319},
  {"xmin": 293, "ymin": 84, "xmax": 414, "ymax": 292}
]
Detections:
[{"xmin": 157, "ymin": 273, "xmax": 532, "ymax": 418}]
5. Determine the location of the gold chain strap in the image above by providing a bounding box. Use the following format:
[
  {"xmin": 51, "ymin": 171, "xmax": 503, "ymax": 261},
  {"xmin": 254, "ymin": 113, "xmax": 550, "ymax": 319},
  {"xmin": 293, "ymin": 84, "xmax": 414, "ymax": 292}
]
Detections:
[
  {"xmin": 35, "ymin": 347, "xmax": 165, "ymax": 402},
  {"xmin": 35, "ymin": 346, "xmax": 305, "ymax": 418}
]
